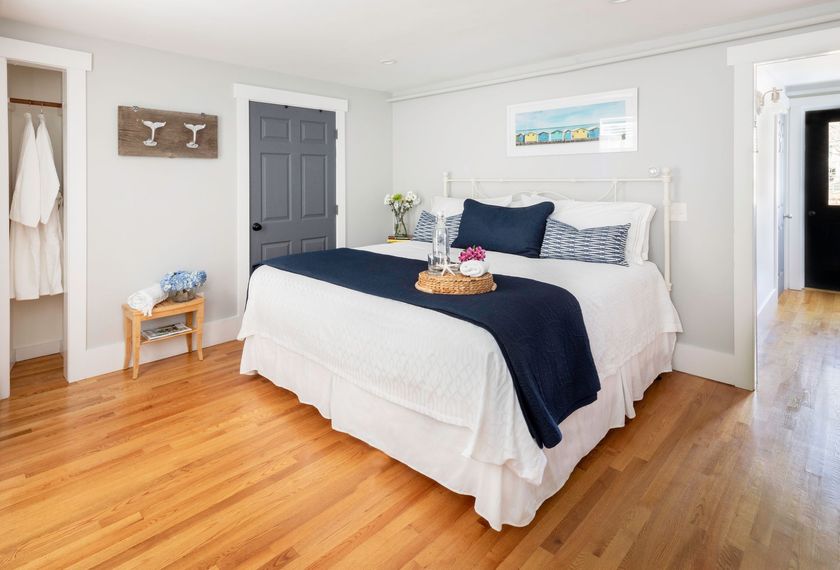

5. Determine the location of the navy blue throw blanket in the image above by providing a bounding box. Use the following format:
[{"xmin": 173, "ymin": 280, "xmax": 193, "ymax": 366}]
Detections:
[{"xmin": 257, "ymin": 248, "xmax": 600, "ymax": 448}]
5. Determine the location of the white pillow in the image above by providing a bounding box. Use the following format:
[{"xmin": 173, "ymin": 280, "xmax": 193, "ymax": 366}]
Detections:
[
  {"xmin": 430, "ymin": 195, "xmax": 513, "ymax": 217},
  {"xmin": 509, "ymin": 192, "xmax": 570, "ymax": 208},
  {"xmin": 639, "ymin": 207, "xmax": 655, "ymax": 261},
  {"xmin": 520, "ymin": 196, "xmax": 655, "ymax": 264}
]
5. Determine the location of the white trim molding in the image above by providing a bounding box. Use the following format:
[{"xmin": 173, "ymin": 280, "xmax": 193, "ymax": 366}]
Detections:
[
  {"xmin": 0, "ymin": 61, "xmax": 8, "ymax": 399},
  {"xmin": 672, "ymin": 343, "xmax": 737, "ymax": 386},
  {"xmin": 82, "ymin": 316, "xmax": 241, "ymax": 380},
  {"xmin": 62, "ymin": 66, "xmax": 88, "ymax": 383},
  {"xmin": 757, "ymin": 287, "xmax": 779, "ymax": 332},
  {"xmin": 233, "ymin": 83, "xmax": 348, "ymax": 318},
  {"xmin": 727, "ymin": 25, "xmax": 840, "ymax": 392},
  {"xmin": 234, "ymin": 84, "xmax": 348, "ymax": 114},
  {"xmin": 0, "ymin": 37, "xmax": 91, "ymax": 398},
  {"xmin": 0, "ymin": 37, "xmax": 92, "ymax": 71},
  {"xmin": 14, "ymin": 339, "xmax": 64, "ymax": 363},
  {"xmin": 786, "ymin": 80, "xmax": 840, "ymax": 98}
]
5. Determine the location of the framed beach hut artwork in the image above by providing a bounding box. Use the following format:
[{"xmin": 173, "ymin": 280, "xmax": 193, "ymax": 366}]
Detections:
[{"xmin": 507, "ymin": 88, "xmax": 638, "ymax": 156}]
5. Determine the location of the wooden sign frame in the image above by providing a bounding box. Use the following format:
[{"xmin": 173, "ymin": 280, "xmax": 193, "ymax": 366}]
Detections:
[{"xmin": 118, "ymin": 105, "xmax": 218, "ymax": 158}]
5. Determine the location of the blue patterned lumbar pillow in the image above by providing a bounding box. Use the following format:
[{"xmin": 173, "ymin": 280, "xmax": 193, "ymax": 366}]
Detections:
[
  {"xmin": 412, "ymin": 210, "xmax": 462, "ymax": 245},
  {"xmin": 540, "ymin": 219, "xmax": 630, "ymax": 266}
]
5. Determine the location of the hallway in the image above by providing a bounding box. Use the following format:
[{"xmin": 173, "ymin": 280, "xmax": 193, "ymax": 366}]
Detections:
[{"xmin": 759, "ymin": 289, "xmax": 840, "ymax": 392}]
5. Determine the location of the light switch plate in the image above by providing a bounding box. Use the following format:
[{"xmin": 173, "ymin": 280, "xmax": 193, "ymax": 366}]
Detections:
[{"xmin": 670, "ymin": 202, "xmax": 687, "ymax": 222}]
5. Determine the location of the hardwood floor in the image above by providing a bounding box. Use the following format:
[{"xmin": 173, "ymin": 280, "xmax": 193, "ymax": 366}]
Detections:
[{"xmin": 1, "ymin": 291, "xmax": 838, "ymax": 568}]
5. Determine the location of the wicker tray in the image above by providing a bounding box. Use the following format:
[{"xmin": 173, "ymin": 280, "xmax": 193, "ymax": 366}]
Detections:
[{"xmin": 415, "ymin": 270, "xmax": 496, "ymax": 295}]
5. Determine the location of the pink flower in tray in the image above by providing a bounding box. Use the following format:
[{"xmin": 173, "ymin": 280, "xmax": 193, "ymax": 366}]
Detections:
[{"xmin": 459, "ymin": 245, "xmax": 486, "ymax": 263}]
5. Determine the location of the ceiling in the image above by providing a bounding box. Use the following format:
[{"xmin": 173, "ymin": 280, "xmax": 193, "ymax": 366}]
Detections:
[{"xmin": 0, "ymin": 0, "xmax": 836, "ymax": 93}]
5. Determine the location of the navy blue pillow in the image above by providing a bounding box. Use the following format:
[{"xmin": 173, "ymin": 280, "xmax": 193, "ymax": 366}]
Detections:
[{"xmin": 452, "ymin": 199, "xmax": 555, "ymax": 258}]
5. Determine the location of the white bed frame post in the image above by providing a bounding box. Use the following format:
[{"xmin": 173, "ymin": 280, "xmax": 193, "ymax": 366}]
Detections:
[{"xmin": 440, "ymin": 169, "xmax": 674, "ymax": 292}]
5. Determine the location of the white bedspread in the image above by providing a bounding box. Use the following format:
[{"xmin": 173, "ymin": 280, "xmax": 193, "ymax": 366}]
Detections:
[{"xmin": 238, "ymin": 242, "xmax": 682, "ymax": 485}]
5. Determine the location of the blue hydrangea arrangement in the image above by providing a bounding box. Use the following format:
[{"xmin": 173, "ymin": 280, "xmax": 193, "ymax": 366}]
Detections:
[{"xmin": 160, "ymin": 270, "xmax": 207, "ymax": 301}]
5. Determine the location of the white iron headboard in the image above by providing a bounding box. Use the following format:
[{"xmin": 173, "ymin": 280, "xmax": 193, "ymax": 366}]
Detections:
[{"xmin": 442, "ymin": 169, "xmax": 673, "ymax": 291}]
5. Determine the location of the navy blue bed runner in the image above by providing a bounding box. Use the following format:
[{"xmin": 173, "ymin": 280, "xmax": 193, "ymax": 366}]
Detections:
[{"xmin": 258, "ymin": 248, "xmax": 600, "ymax": 448}]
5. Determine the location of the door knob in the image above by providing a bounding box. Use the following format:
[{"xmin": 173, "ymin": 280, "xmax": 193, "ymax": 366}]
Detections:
[
  {"xmin": 252, "ymin": 222, "xmax": 263, "ymax": 231},
  {"xmin": 807, "ymin": 211, "xmax": 816, "ymax": 217}
]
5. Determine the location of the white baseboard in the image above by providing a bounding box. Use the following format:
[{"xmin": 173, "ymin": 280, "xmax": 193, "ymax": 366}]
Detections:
[
  {"xmin": 672, "ymin": 342, "xmax": 737, "ymax": 387},
  {"xmin": 13, "ymin": 339, "xmax": 63, "ymax": 362},
  {"xmin": 69, "ymin": 315, "xmax": 741, "ymax": 390},
  {"xmin": 757, "ymin": 288, "xmax": 778, "ymax": 331},
  {"xmin": 75, "ymin": 315, "xmax": 241, "ymax": 382}
]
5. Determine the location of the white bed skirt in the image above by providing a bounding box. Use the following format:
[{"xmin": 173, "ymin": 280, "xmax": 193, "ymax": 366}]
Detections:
[{"xmin": 240, "ymin": 332, "xmax": 676, "ymax": 530}]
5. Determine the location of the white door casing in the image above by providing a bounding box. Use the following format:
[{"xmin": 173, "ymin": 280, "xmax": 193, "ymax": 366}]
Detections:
[
  {"xmin": 233, "ymin": 83, "xmax": 348, "ymax": 319},
  {"xmin": 0, "ymin": 37, "xmax": 91, "ymax": 399},
  {"xmin": 727, "ymin": 25, "xmax": 840, "ymax": 392}
]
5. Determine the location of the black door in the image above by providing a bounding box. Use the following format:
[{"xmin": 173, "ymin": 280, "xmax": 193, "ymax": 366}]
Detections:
[
  {"xmin": 804, "ymin": 108, "xmax": 840, "ymax": 290},
  {"xmin": 249, "ymin": 101, "xmax": 336, "ymax": 267}
]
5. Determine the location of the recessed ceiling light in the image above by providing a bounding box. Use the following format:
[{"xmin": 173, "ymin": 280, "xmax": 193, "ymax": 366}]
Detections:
[
  {"xmin": 610, "ymin": 0, "xmax": 631, "ymax": 3},
  {"xmin": 379, "ymin": 58, "xmax": 397, "ymax": 65}
]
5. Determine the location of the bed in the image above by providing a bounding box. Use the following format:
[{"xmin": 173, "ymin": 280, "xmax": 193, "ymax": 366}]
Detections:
[{"xmin": 238, "ymin": 173, "xmax": 682, "ymax": 530}]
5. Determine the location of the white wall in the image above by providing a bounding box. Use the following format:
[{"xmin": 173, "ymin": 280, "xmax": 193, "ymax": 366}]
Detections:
[
  {"xmin": 393, "ymin": 45, "xmax": 736, "ymax": 366},
  {"xmin": 0, "ymin": 20, "xmax": 393, "ymax": 354},
  {"xmin": 8, "ymin": 63, "xmax": 64, "ymax": 360}
]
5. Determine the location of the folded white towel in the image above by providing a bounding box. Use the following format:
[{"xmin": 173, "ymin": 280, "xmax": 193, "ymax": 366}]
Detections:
[
  {"xmin": 127, "ymin": 283, "xmax": 167, "ymax": 316},
  {"xmin": 460, "ymin": 260, "xmax": 489, "ymax": 277}
]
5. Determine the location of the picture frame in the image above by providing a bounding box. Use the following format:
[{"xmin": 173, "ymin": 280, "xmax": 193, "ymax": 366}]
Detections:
[{"xmin": 506, "ymin": 88, "xmax": 638, "ymax": 157}]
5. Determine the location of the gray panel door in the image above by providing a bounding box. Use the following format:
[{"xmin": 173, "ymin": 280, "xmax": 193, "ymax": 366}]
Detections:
[{"xmin": 249, "ymin": 101, "xmax": 336, "ymax": 267}]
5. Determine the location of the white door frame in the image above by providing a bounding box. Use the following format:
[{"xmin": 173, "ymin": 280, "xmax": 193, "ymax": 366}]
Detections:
[
  {"xmin": 786, "ymin": 92, "xmax": 840, "ymax": 290},
  {"xmin": 0, "ymin": 37, "xmax": 91, "ymax": 399},
  {"xmin": 233, "ymin": 83, "xmax": 348, "ymax": 318},
  {"xmin": 727, "ymin": 26, "xmax": 840, "ymax": 392}
]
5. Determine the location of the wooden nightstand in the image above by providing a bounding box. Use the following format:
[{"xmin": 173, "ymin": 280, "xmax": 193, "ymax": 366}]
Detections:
[{"xmin": 122, "ymin": 296, "xmax": 204, "ymax": 379}]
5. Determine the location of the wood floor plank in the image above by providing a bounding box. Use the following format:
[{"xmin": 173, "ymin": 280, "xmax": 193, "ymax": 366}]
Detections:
[{"xmin": 1, "ymin": 290, "xmax": 839, "ymax": 567}]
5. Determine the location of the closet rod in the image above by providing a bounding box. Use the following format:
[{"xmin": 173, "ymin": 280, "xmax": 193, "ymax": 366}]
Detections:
[{"xmin": 9, "ymin": 97, "xmax": 62, "ymax": 109}]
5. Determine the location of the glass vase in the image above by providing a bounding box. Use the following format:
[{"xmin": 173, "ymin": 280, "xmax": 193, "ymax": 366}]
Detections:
[
  {"xmin": 170, "ymin": 289, "xmax": 196, "ymax": 303},
  {"xmin": 393, "ymin": 211, "xmax": 408, "ymax": 239}
]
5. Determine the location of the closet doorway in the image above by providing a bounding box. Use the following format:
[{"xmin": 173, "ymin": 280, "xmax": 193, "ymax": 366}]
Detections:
[
  {"xmin": 0, "ymin": 37, "xmax": 91, "ymax": 400},
  {"xmin": 8, "ymin": 64, "xmax": 66, "ymax": 375}
]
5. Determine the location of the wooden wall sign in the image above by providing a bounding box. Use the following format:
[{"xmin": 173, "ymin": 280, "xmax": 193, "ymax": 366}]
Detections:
[{"xmin": 118, "ymin": 106, "xmax": 218, "ymax": 158}]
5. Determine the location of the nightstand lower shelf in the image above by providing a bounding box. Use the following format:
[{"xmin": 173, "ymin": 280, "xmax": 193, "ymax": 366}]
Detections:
[
  {"xmin": 122, "ymin": 296, "xmax": 205, "ymax": 379},
  {"xmin": 140, "ymin": 327, "xmax": 195, "ymax": 345}
]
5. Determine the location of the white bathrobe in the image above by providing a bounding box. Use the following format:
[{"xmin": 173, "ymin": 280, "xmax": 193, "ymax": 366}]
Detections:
[
  {"xmin": 9, "ymin": 113, "xmax": 41, "ymax": 300},
  {"xmin": 36, "ymin": 114, "xmax": 63, "ymax": 296}
]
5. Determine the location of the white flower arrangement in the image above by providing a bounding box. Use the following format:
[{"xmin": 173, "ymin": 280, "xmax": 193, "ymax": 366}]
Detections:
[
  {"xmin": 384, "ymin": 191, "xmax": 421, "ymax": 239},
  {"xmin": 384, "ymin": 191, "xmax": 420, "ymax": 215}
]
